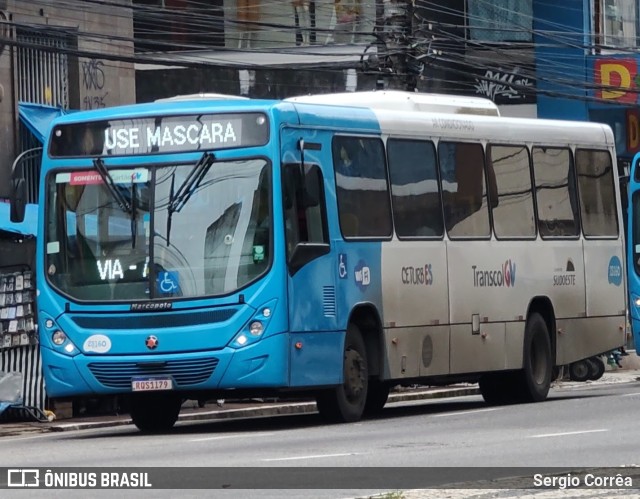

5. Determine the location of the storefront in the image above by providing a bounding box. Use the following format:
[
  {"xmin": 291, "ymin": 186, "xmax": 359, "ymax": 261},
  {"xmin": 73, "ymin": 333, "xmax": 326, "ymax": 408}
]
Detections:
[
  {"xmin": 0, "ymin": 104, "xmax": 66, "ymax": 420},
  {"xmin": 0, "ymin": 203, "xmax": 43, "ymax": 419}
]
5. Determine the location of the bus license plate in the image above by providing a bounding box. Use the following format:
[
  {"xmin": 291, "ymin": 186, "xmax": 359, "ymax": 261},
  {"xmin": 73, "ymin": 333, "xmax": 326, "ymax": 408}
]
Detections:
[{"xmin": 131, "ymin": 377, "xmax": 173, "ymax": 392}]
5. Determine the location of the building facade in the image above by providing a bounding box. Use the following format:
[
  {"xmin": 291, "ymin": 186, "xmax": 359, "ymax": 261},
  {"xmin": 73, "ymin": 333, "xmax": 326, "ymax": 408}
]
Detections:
[
  {"xmin": 535, "ymin": 0, "xmax": 639, "ymax": 160},
  {"xmin": 133, "ymin": 0, "xmax": 539, "ymax": 121},
  {"xmin": 0, "ymin": 0, "xmax": 135, "ymax": 199}
]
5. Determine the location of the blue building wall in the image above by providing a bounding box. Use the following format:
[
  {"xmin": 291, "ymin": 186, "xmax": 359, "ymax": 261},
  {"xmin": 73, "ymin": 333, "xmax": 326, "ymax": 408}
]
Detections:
[
  {"xmin": 533, "ymin": 0, "xmax": 590, "ymax": 121},
  {"xmin": 534, "ymin": 0, "xmax": 638, "ymax": 160}
]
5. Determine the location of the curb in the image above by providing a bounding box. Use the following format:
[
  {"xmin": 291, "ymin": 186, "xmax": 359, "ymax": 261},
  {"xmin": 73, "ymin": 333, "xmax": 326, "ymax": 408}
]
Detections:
[
  {"xmin": 47, "ymin": 386, "xmax": 481, "ymax": 433},
  {"xmin": 8, "ymin": 374, "xmax": 638, "ymax": 435}
]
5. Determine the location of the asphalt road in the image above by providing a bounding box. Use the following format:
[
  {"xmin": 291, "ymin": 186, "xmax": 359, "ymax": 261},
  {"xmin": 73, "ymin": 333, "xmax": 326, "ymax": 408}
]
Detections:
[{"xmin": 2, "ymin": 381, "xmax": 640, "ymax": 498}]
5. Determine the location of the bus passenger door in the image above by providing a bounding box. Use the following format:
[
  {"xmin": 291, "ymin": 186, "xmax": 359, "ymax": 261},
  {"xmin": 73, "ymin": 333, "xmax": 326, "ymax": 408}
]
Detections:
[{"xmin": 281, "ymin": 133, "xmax": 340, "ymax": 387}]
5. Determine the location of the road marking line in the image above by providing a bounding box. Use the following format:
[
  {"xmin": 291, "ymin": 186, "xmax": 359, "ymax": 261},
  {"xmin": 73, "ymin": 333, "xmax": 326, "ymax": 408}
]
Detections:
[
  {"xmin": 0, "ymin": 434, "xmax": 53, "ymax": 443},
  {"xmin": 262, "ymin": 453, "xmax": 357, "ymax": 462},
  {"xmin": 190, "ymin": 432, "xmax": 275, "ymax": 442},
  {"xmin": 432, "ymin": 408, "xmax": 499, "ymax": 417},
  {"xmin": 621, "ymin": 392, "xmax": 640, "ymax": 397},
  {"xmin": 529, "ymin": 429, "xmax": 608, "ymax": 438}
]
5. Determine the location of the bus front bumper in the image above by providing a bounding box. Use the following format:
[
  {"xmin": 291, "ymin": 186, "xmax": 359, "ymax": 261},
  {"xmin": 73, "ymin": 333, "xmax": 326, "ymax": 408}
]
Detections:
[{"xmin": 41, "ymin": 332, "xmax": 290, "ymax": 398}]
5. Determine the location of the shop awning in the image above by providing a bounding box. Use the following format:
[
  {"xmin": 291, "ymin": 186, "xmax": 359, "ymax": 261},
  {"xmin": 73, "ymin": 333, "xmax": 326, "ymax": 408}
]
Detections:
[{"xmin": 18, "ymin": 102, "xmax": 68, "ymax": 144}]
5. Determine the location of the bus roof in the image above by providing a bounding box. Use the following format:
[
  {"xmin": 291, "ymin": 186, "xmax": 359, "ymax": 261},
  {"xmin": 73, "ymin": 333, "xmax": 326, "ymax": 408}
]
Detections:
[
  {"xmin": 50, "ymin": 97, "xmax": 282, "ymax": 125},
  {"xmin": 366, "ymin": 107, "xmax": 614, "ymax": 147},
  {"xmin": 46, "ymin": 92, "xmax": 614, "ymax": 150},
  {"xmin": 286, "ymin": 90, "xmax": 501, "ymax": 116},
  {"xmin": 154, "ymin": 93, "xmax": 250, "ymax": 102}
]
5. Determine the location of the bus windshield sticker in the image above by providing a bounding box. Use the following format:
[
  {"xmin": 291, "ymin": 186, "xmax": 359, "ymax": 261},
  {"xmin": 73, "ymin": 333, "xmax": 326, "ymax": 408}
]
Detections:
[
  {"xmin": 55, "ymin": 172, "xmax": 71, "ymax": 183},
  {"xmin": 157, "ymin": 271, "xmax": 180, "ymax": 295},
  {"xmin": 46, "ymin": 241, "xmax": 60, "ymax": 254},
  {"xmin": 69, "ymin": 169, "xmax": 149, "ymax": 185},
  {"xmin": 50, "ymin": 112, "xmax": 269, "ymax": 157},
  {"xmin": 253, "ymin": 245, "xmax": 265, "ymax": 263}
]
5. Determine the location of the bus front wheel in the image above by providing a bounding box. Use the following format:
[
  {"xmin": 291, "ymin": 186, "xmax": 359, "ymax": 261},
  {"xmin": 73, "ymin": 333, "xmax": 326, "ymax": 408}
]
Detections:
[
  {"xmin": 130, "ymin": 393, "xmax": 182, "ymax": 433},
  {"xmin": 316, "ymin": 324, "xmax": 368, "ymax": 423}
]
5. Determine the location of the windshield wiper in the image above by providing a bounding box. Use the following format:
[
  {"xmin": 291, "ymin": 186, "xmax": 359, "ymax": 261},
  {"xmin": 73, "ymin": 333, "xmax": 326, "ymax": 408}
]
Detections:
[
  {"xmin": 93, "ymin": 158, "xmax": 137, "ymax": 248},
  {"xmin": 130, "ymin": 181, "xmax": 138, "ymax": 249},
  {"xmin": 166, "ymin": 152, "xmax": 215, "ymax": 246},
  {"xmin": 93, "ymin": 158, "xmax": 132, "ymax": 214}
]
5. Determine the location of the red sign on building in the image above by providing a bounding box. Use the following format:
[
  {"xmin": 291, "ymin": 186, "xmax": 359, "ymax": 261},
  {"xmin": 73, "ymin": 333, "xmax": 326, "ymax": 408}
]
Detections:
[{"xmin": 594, "ymin": 59, "xmax": 638, "ymax": 103}]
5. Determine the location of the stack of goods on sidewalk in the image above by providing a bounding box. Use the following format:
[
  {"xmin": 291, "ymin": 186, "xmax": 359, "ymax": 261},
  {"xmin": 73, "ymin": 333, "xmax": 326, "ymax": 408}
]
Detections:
[{"xmin": 0, "ymin": 267, "xmax": 37, "ymax": 350}]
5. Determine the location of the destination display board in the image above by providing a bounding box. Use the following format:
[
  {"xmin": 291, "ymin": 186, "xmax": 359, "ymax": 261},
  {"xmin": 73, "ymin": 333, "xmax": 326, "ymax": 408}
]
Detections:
[{"xmin": 49, "ymin": 112, "xmax": 269, "ymax": 157}]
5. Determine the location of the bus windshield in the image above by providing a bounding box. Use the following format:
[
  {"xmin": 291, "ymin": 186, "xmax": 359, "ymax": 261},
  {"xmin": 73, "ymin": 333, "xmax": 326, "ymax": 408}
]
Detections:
[{"xmin": 45, "ymin": 158, "xmax": 271, "ymax": 302}]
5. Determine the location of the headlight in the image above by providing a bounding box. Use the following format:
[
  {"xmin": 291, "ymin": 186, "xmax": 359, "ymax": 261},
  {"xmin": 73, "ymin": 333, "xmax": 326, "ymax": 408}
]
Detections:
[
  {"xmin": 229, "ymin": 299, "xmax": 277, "ymax": 349},
  {"xmin": 44, "ymin": 317, "xmax": 79, "ymax": 356},
  {"xmin": 249, "ymin": 321, "xmax": 264, "ymax": 336},
  {"xmin": 52, "ymin": 330, "xmax": 67, "ymax": 345}
]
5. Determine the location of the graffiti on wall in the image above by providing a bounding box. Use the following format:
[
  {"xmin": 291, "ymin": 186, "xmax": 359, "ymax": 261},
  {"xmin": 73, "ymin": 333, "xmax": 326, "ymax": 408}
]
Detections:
[
  {"xmin": 82, "ymin": 58, "xmax": 108, "ymax": 109},
  {"xmin": 594, "ymin": 58, "xmax": 640, "ymax": 103},
  {"xmin": 473, "ymin": 68, "xmax": 534, "ymax": 103}
]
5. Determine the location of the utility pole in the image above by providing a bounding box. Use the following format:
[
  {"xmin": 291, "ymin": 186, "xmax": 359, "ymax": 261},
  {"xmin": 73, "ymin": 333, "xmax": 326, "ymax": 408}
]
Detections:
[{"xmin": 367, "ymin": 0, "xmax": 417, "ymax": 91}]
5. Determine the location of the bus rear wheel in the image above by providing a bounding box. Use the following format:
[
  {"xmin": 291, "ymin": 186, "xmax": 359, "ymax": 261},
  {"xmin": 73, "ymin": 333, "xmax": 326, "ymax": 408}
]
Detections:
[
  {"xmin": 518, "ymin": 312, "xmax": 552, "ymax": 402},
  {"xmin": 569, "ymin": 359, "xmax": 591, "ymax": 382},
  {"xmin": 587, "ymin": 356, "xmax": 605, "ymax": 381},
  {"xmin": 316, "ymin": 324, "xmax": 368, "ymax": 423},
  {"xmin": 129, "ymin": 393, "xmax": 182, "ymax": 433}
]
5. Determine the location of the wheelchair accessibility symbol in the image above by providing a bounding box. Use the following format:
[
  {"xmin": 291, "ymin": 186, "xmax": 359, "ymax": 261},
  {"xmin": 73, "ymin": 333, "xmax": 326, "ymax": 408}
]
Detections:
[
  {"xmin": 338, "ymin": 253, "xmax": 348, "ymax": 279},
  {"xmin": 157, "ymin": 271, "xmax": 179, "ymax": 295}
]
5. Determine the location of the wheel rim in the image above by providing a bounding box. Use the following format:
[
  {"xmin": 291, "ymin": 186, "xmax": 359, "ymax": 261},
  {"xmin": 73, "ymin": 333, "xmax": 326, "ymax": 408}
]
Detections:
[
  {"xmin": 573, "ymin": 362, "xmax": 589, "ymax": 379},
  {"xmin": 344, "ymin": 347, "xmax": 366, "ymax": 403}
]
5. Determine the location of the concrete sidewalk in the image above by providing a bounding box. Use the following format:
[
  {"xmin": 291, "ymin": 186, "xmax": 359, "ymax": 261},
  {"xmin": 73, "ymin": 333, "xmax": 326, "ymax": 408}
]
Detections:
[{"xmin": 1, "ymin": 359, "xmax": 639, "ymax": 438}]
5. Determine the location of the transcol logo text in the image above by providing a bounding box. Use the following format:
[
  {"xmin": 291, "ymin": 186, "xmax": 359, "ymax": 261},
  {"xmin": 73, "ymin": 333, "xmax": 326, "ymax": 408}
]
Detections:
[{"xmin": 472, "ymin": 260, "xmax": 516, "ymax": 288}]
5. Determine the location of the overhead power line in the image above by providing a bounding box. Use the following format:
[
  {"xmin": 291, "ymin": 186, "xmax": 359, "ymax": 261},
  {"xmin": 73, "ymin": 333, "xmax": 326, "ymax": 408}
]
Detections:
[{"xmin": 3, "ymin": 0, "xmax": 640, "ymax": 102}]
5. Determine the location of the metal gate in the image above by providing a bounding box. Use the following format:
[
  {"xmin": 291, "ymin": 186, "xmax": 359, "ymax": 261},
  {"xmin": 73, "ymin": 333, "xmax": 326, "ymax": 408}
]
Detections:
[
  {"xmin": 15, "ymin": 27, "xmax": 75, "ymax": 203},
  {"xmin": 16, "ymin": 27, "xmax": 71, "ymax": 108}
]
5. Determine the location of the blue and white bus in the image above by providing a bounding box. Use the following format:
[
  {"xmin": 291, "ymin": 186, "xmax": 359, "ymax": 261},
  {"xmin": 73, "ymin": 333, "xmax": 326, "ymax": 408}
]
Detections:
[
  {"xmin": 627, "ymin": 152, "xmax": 640, "ymax": 352},
  {"xmin": 10, "ymin": 91, "xmax": 627, "ymax": 431}
]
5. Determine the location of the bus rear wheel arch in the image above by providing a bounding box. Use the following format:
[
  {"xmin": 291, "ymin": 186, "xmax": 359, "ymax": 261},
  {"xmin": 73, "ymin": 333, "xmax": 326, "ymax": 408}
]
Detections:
[
  {"xmin": 316, "ymin": 323, "xmax": 369, "ymax": 422},
  {"xmin": 479, "ymin": 312, "xmax": 552, "ymax": 405}
]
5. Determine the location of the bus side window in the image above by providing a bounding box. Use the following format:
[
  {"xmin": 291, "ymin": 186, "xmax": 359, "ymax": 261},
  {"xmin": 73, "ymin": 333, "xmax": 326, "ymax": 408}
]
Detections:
[
  {"xmin": 575, "ymin": 149, "xmax": 618, "ymax": 237},
  {"xmin": 488, "ymin": 144, "xmax": 536, "ymax": 238},
  {"xmin": 332, "ymin": 136, "xmax": 392, "ymax": 238},
  {"xmin": 387, "ymin": 138, "xmax": 443, "ymax": 238},
  {"xmin": 532, "ymin": 146, "xmax": 579, "ymax": 238},
  {"xmin": 282, "ymin": 164, "xmax": 329, "ymax": 257},
  {"xmin": 438, "ymin": 141, "xmax": 491, "ymax": 238}
]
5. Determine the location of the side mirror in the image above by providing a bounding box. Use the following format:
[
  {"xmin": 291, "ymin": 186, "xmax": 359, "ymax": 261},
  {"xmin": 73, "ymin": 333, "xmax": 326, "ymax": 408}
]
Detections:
[
  {"xmin": 10, "ymin": 178, "xmax": 27, "ymax": 224},
  {"xmin": 289, "ymin": 242, "xmax": 330, "ymax": 275}
]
